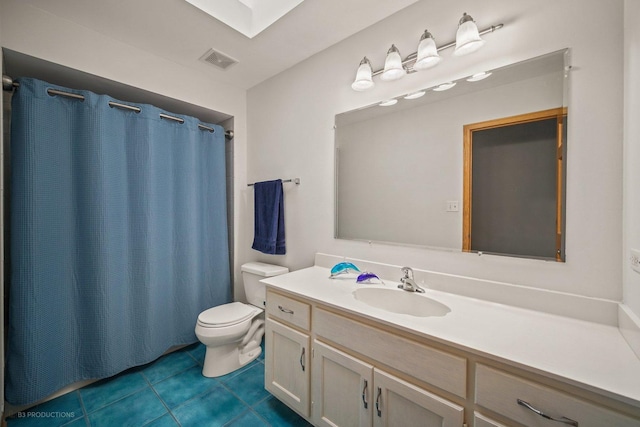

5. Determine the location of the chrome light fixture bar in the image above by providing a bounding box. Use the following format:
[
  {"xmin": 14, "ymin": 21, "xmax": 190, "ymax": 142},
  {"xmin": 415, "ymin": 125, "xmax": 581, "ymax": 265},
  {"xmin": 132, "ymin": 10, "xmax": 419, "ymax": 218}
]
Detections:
[{"xmin": 351, "ymin": 13, "xmax": 503, "ymax": 91}]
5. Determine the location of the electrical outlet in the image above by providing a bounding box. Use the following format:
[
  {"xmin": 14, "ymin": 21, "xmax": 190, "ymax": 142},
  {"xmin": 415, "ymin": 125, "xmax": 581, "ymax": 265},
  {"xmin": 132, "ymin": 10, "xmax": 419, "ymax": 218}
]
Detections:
[
  {"xmin": 446, "ymin": 201, "xmax": 459, "ymax": 212},
  {"xmin": 630, "ymin": 249, "xmax": 640, "ymax": 273}
]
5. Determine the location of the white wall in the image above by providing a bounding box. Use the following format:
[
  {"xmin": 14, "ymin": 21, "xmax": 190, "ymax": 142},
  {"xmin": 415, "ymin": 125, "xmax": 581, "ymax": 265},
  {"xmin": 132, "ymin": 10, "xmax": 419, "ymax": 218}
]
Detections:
[
  {"xmin": 247, "ymin": 0, "xmax": 625, "ymax": 302},
  {"xmin": 623, "ymin": 0, "xmax": 640, "ymax": 317},
  {"xmin": 0, "ymin": 0, "xmax": 249, "ymax": 299}
]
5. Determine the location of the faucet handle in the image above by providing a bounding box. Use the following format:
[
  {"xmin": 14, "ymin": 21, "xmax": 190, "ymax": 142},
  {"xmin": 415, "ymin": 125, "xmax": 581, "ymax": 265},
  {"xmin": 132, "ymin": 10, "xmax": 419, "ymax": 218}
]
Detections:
[{"xmin": 400, "ymin": 266, "xmax": 414, "ymax": 279}]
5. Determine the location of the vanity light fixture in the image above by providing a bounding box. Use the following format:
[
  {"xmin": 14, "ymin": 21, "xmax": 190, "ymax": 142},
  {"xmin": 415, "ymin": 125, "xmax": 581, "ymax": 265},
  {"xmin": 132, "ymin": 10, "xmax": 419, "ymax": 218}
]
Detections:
[
  {"xmin": 433, "ymin": 82, "xmax": 456, "ymax": 91},
  {"xmin": 466, "ymin": 71, "xmax": 492, "ymax": 82},
  {"xmin": 351, "ymin": 57, "xmax": 375, "ymax": 91},
  {"xmin": 454, "ymin": 13, "xmax": 485, "ymax": 56},
  {"xmin": 380, "ymin": 45, "xmax": 406, "ymax": 81},
  {"xmin": 404, "ymin": 91, "xmax": 426, "ymax": 100},
  {"xmin": 379, "ymin": 99, "xmax": 398, "ymax": 107},
  {"xmin": 350, "ymin": 13, "xmax": 503, "ymax": 91}
]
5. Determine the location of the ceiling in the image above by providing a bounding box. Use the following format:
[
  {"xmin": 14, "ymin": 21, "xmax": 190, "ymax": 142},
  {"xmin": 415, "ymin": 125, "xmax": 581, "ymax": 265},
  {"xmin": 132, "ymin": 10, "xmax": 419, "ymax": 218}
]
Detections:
[{"xmin": 18, "ymin": 0, "xmax": 420, "ymax": 90}]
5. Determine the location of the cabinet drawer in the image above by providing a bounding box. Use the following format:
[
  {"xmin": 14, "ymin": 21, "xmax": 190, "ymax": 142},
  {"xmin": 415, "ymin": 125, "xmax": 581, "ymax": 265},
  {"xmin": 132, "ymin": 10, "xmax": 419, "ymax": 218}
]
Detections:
[
  {"xmin": 475, "ymin": 364, "xmax": 640, "ymax": 427},
  {"xmin": 314, "ymin": 308, "xmax": 466, "ymax": 398},
  {"xmin": 266, "ymin": 291, "xmax": 311, "ymax": 331}
]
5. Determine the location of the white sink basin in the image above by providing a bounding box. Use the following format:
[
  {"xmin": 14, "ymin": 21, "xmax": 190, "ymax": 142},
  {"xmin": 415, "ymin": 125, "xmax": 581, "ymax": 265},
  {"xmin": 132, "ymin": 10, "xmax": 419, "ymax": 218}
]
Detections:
[{"xmin": 353, "ymin": 287, "xmax": 450, "ymax": 317}]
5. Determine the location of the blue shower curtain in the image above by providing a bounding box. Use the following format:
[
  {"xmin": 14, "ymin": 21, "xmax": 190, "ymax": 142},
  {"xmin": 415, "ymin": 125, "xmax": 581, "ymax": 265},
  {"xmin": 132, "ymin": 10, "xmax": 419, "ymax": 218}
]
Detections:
[{"xmin": 6, "ymin": 78, "xmax": 231, "ymax": 405}]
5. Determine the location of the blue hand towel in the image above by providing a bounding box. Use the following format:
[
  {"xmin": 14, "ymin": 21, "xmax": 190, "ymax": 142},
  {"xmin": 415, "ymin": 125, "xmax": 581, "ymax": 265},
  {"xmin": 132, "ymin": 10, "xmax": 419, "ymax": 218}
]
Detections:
[{"xmin": 252, "ymin": 179, "xmax": 286, "ymax": 255}]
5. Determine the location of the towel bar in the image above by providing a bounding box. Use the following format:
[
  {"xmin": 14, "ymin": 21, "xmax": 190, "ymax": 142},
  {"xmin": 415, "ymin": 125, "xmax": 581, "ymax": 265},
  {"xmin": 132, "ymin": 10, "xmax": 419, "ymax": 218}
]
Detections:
[{"xmin": 248, "ymin": 178, "xmax": 300, "ymax": 187}]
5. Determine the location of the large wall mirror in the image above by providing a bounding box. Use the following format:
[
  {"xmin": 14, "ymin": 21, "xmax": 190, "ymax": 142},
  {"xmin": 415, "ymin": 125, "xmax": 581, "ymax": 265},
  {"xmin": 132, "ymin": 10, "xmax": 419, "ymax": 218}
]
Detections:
[{"xmin": 335, "ymin": 49, "xmax": 569, "ymax": 261}]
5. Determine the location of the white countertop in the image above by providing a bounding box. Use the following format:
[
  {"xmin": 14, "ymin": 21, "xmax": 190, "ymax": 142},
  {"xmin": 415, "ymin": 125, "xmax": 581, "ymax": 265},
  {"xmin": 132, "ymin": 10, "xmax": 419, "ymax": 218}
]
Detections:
[{"xmin": 262, "ymin": 266, "xmax": 640, "ymax": 409}]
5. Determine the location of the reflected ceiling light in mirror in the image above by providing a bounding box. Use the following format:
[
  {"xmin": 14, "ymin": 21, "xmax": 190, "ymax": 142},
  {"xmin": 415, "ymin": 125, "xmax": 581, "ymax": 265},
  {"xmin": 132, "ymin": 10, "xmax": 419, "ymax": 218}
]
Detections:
[
  {"xmin": 379, "ymin": 99, "xmax": 398, "ymax": 107},
  {"xmin": 414, "ymin": 30, "xmax": 441, "ymax": 71},
  {"xmin": 454, "ymin": 13, "xmax": 485, "ymax": 56},
  {"xmin": 404, "ymin": 91, "xmax": 426, "ymax": 100},
  {"xmin": 433, "ymin": 82, "xmax": 457, "ymax": 91},
  {"xmin": 351, "ymin": 57, "xmax": 375, "ymax": 91},
  {"xmin": 380, "ymin": 45, "xmax": 406, "ymax": 81},
  {"xmin": 467, "ymin": 71, "xmax": 492, "ymax": 82}
]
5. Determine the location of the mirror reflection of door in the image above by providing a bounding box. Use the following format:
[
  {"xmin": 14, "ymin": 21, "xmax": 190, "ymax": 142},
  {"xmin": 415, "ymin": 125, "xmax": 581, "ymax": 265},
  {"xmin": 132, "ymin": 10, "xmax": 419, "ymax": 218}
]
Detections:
[{"xmin": 463, "ymin": 108, "xmax": 567, "ymax": 261}]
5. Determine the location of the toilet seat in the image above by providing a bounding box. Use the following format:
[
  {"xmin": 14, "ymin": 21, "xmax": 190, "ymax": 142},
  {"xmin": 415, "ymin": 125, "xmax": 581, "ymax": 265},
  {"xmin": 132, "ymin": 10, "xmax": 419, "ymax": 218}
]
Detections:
[{"xmin": 197, "ymin": 302, "xmax": 261, "ymax": 328}]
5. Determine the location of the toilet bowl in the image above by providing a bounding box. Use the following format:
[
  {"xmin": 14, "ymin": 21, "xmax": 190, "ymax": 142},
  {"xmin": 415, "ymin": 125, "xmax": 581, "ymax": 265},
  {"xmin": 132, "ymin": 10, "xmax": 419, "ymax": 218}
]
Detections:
[{"xmin": 195, "ymin": 262, "xmax": 289, "ymax": 377}]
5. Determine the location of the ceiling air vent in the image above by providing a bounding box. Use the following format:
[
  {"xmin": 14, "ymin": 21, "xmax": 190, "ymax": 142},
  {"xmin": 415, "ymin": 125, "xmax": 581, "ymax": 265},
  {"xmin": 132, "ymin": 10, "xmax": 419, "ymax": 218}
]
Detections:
[{"xmin": 199, "ymin": 48, "xmax": 238, "ymax": 70}]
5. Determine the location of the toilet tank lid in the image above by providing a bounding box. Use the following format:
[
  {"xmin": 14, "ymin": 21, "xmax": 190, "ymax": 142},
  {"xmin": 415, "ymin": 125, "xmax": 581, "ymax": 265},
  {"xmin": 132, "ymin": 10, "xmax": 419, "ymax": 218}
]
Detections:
[{"xmin": 241, "ymin": 262, "xmax": 289, "ymax": 277}]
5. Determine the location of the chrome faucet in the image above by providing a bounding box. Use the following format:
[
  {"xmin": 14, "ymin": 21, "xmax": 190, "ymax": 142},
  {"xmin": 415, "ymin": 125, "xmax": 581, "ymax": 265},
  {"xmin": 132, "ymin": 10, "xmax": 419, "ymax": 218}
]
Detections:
[{"xmin": 398, "ymin": 267, "xmax": 425, "ymax": 293}]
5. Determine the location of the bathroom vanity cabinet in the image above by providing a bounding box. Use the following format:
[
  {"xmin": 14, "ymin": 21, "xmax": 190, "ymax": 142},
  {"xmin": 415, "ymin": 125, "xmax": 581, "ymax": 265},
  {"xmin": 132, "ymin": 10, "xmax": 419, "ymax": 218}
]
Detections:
[
  {"xmin": 264, "ymin": 292, "xmax": 311, "ymax": 417},
  {"xmin": 263, "ymin": 268, "xmax": 640, "ymax": 427},
  {"xmin": 265, "ymin": 291, "xmax": 463, "ymax": 426}
]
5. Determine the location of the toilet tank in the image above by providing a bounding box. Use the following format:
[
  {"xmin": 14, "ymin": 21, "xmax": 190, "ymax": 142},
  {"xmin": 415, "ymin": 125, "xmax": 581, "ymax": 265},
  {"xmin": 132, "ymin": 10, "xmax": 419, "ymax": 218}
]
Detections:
[{"xmin": 241, "ymin": 262, "xmax": 289, "ymax": 308}]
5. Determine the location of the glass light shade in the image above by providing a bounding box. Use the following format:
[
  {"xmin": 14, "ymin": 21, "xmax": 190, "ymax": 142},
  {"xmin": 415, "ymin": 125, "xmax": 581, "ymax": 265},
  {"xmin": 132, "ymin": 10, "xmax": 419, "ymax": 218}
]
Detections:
[
  {"xmin": 414, "ymin": 31, "xmax": 441, "ymax": 71},
  {"xmin": 351, "ymin": 57, "xmax": 375, "ymax": 91},
  {"xmin": 380, "ymin": 45, "xmax": 406, "ymax": 81},
  {"xmin": 454, "ymin": 13, "xmax": 485, "ymax": 56}
]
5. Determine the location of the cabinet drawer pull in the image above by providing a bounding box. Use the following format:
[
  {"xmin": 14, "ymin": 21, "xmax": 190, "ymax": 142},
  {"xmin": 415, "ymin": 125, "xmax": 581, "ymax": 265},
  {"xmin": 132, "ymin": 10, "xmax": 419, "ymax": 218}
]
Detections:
[
  {"xmin": 362, "ymin": 380, "xmax": 368, "ymax": 409},
  {"xmin": 278, "ymin": 305, "xmax": 294, "ymax": 314},
  {"xmin": 517, "ymin": 399, "xmax": 579, "ymax": 426},
  {"xmin": 375, "ymin": 387, "xmax": 382, "ymax": 417},
  {"xmin": 300, "ymin": 347, "xmax": 306, "ymax": 372}
]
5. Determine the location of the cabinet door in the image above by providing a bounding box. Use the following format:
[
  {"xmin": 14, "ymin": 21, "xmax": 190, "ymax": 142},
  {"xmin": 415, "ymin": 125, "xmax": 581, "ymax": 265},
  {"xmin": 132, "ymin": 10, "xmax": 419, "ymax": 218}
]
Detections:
[
  {"xmin": 312, "ymin": 340, "xmax": 373, "ymax": 427},
  {"xmin": 265, "ymin": 318, "xmax": 310, "ymax": 417},
  {"xmin": 373, "ymin": 369, "xmax": 464, "ymax": 427}
]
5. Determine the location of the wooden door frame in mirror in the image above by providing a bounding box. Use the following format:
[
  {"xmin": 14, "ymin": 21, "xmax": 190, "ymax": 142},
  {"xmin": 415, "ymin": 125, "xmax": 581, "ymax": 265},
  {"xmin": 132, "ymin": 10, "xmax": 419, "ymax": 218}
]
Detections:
[{"xmin": 462, "ymin": 107, "xmax": 568, "ymax": 260}]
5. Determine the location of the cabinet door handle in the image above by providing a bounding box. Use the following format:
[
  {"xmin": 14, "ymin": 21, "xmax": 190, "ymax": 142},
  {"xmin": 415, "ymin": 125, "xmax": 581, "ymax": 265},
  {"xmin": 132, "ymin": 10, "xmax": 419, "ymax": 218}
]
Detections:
[
  {"xmin": 375, "ymin": 387, "xmax": 382, "ymax": 417},
  {"xmin": 300, "ymin": 347, "xmax": 305, "ymax": 372},
  {"xmin": 517, "ymin": 399, "xmax": 579, "ymax": 426},
  {"xmin": 361, "ymin": 380, "xmax": 368, "ymax": 409},
  {"xmin": 278, "ymin": 305, "xmax": 294, "ymax": 314}
]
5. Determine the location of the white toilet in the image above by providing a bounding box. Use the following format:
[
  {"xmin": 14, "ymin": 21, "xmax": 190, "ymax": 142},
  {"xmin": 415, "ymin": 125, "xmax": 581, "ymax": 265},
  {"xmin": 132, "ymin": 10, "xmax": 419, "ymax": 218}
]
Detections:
[{"xmin": 195, "ymin": 262, "xmax": 289, "ymax": 377}]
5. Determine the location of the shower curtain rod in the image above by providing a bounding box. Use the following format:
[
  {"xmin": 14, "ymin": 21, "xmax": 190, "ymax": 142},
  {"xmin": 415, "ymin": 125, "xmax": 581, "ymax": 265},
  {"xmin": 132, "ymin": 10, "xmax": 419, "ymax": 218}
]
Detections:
[{"xmin": 2, "ymin": 75, "xmax": 234, "ymax": 140}]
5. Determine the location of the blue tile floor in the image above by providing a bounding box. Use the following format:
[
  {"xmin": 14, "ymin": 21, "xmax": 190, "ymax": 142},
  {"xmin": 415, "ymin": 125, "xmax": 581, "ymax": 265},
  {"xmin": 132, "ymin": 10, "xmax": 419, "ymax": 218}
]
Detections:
[{"xmin": 6, "ymin": 343, "xmax": 311, "ymax": 427}]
